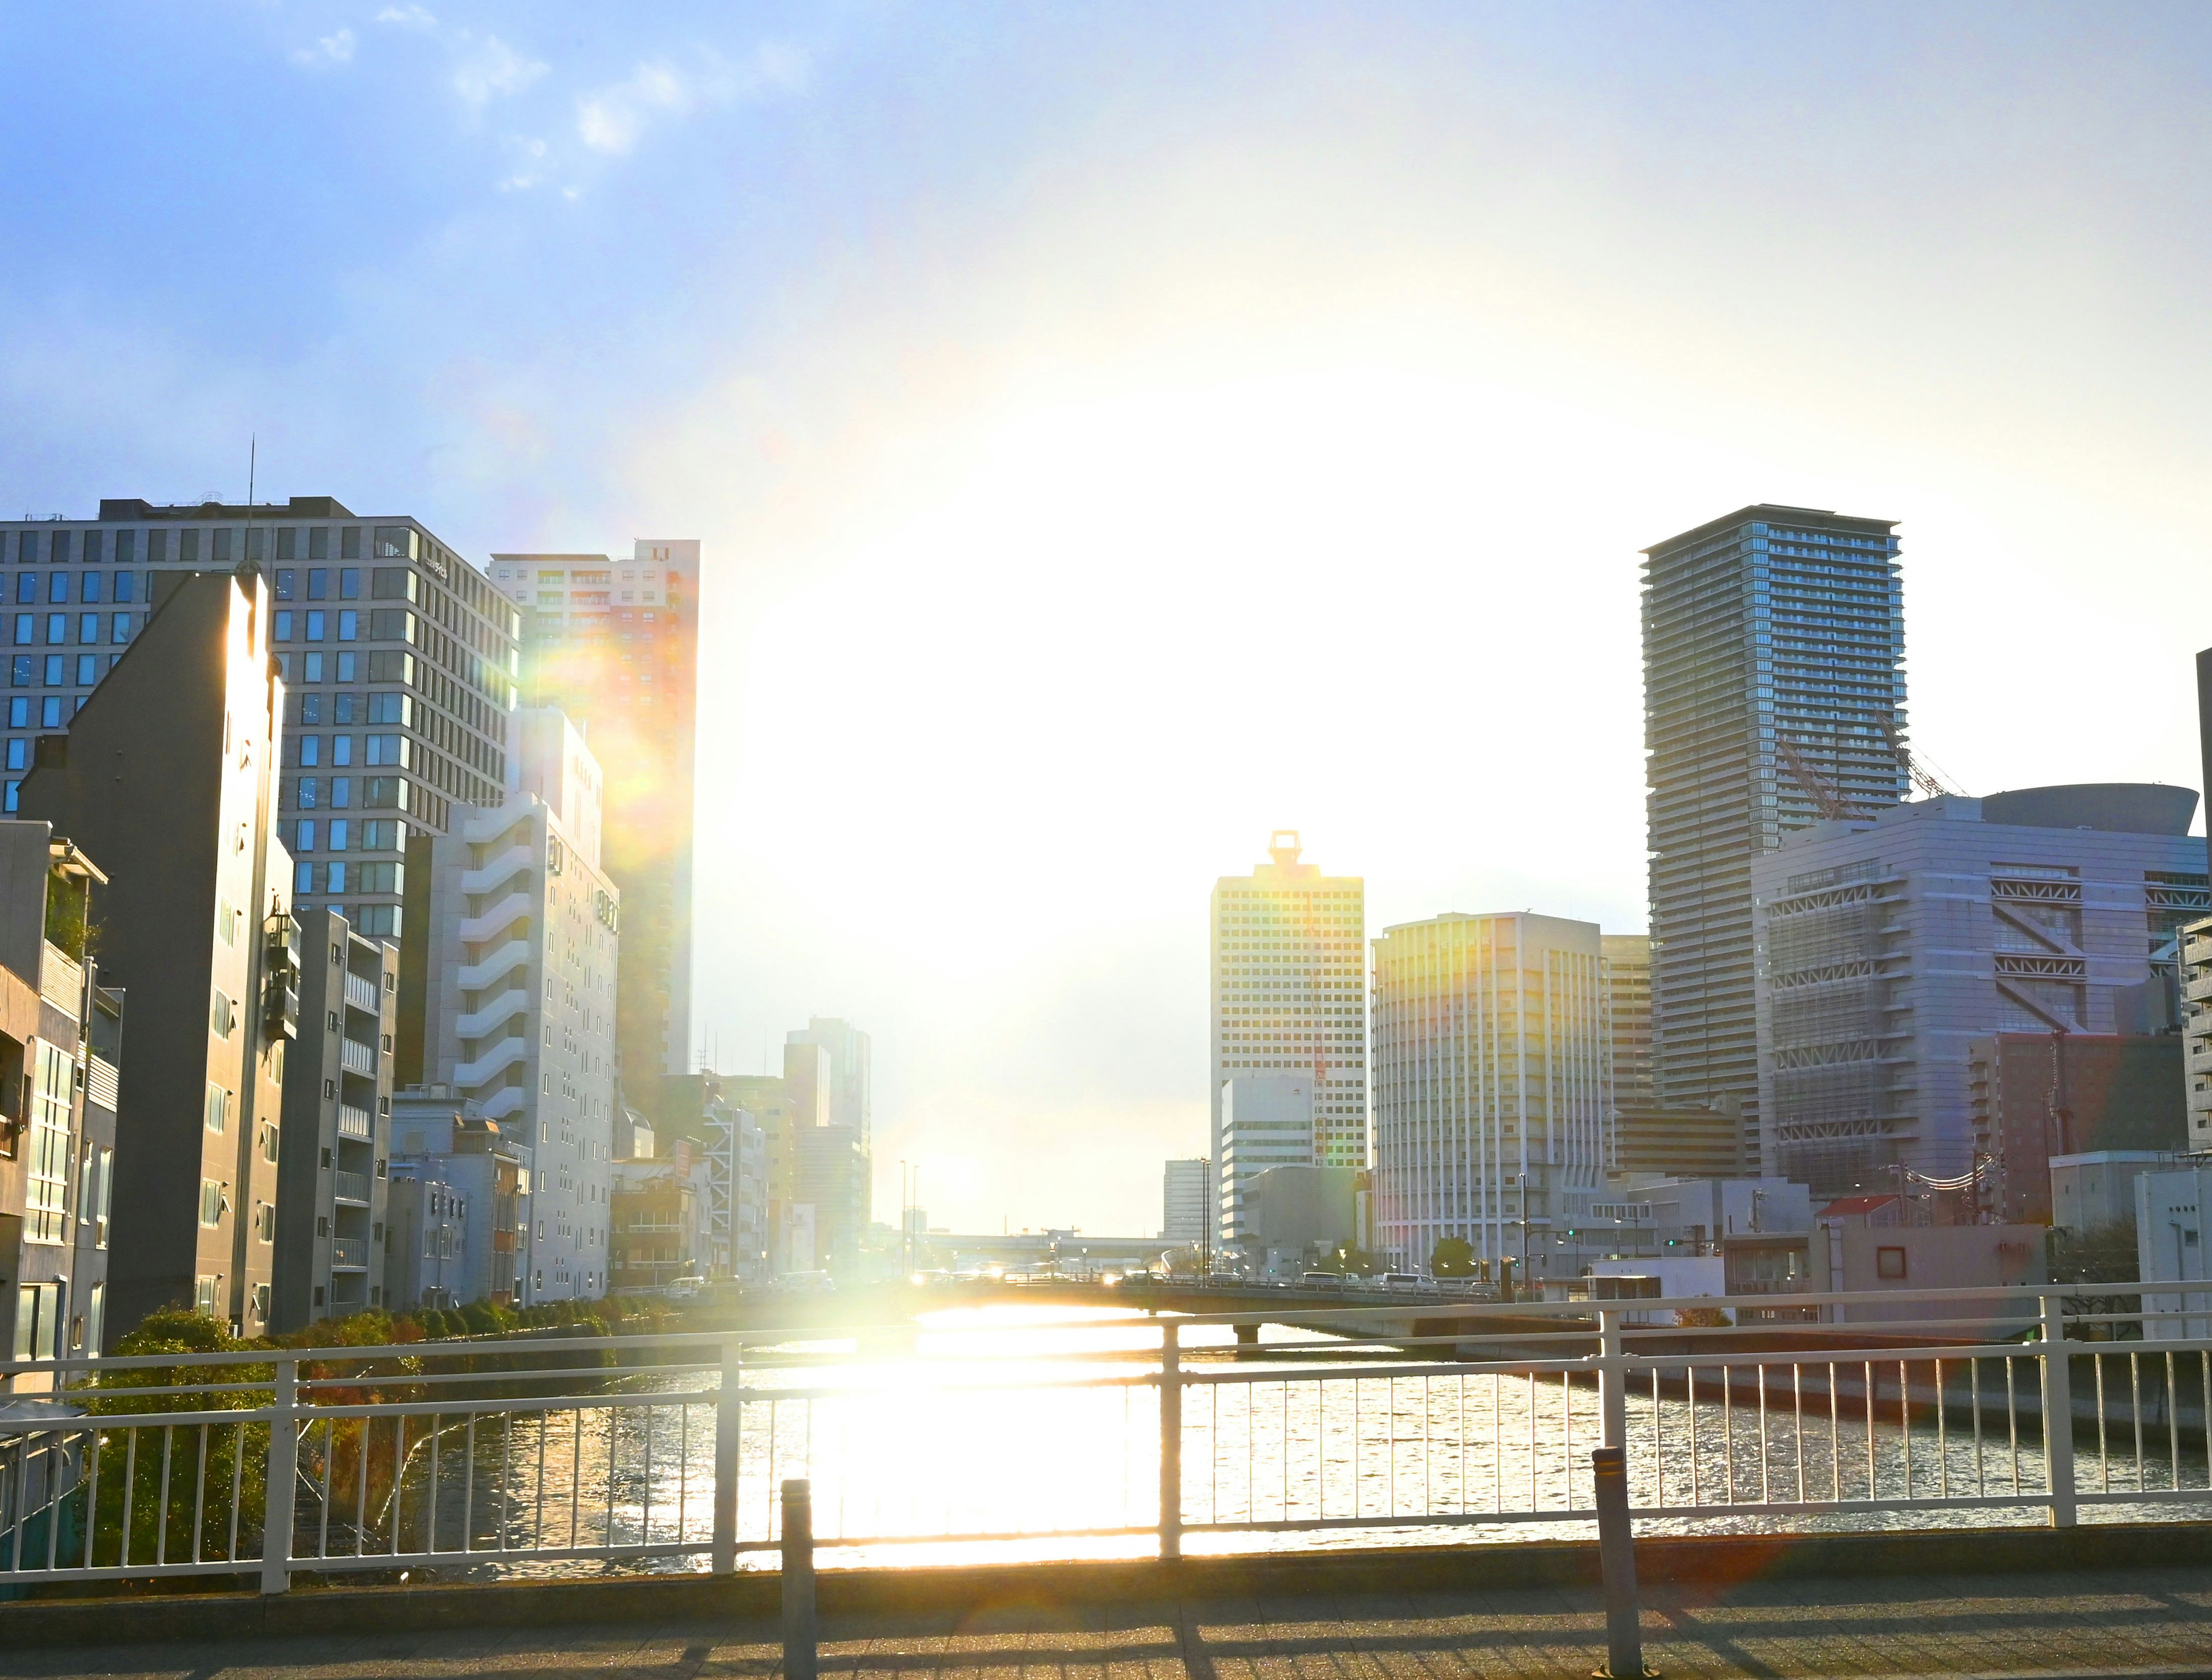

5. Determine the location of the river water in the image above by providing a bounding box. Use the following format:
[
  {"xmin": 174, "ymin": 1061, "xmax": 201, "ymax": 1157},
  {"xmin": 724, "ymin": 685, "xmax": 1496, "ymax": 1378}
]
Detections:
[{"xmin": 326, "ymin": 1303, "xmax": 2212, "ymax": 1575}]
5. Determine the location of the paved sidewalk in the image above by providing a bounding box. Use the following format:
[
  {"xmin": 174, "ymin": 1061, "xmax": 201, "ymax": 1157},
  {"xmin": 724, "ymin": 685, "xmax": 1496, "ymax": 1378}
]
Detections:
[{"xmin": 2, "ymin": 1568, "xmax": 2209, "ymax": 1680}]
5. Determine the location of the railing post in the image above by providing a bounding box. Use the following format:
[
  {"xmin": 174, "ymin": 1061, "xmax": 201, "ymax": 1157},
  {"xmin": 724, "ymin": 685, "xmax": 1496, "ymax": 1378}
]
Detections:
[
  {"xmin": 2040, "ymin": 1292, "xmax": 2077, "ymax": 1528},
  {"xmin": 711, "ymin": 1339, "xmax": 741, "ymax": 1575},
  {"xmin": 1598, "ymin": 1308, "xmax": 1627, "ymax": 1451},
  {"xmin": 1590, "ymin": 1446, "xmax": 1650, "ymax": 1679},
  {"xmin": 781, "ymin": 1478, "xmax": 816, "ymax": 1680},
  {"xmin": 260, "ymin": 1357, "xmax": 299, "ymax": 1595},
  {"xmin": 1158, "ymin": 1321, "xmax": 1182, "ymax": 1560}
]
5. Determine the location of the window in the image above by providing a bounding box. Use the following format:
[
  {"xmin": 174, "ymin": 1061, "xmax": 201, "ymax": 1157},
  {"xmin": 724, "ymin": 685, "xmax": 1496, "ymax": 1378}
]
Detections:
[
  {"xmin": 44, "ymin": 613, "xmax": 65, "ymax": 645},
  {"xmin": 12, "ymin": 1281, "xmax": 62, "ymax": 1361},
  {"xmin": 46, "ymin": 573, "xmax": 66, "ymax": 605},
  {"xmin": 24, "ymin": 1042, "xmax": 72, "ymax": 1243},
  {"xmin": 260, "ymin": 1121, "xmax": 279, "ymax": 1164},
  {"xmin": 86, "ymin": 1281, "xmax": 104, "ymax": 1350},
  {"xmin": 298, "ymin": 735, "xmax": 320, "ymax": 767},
  {"xmin": 8, "ymin": 656, "xmax": 26, "ymax": 687},
  {"xmin": 274, "ymin": 610, "xmax": 292, "ymax": 641},
  {"xmin": 77, "ymin": 612, "xmax": 97, "ymax": 646},
  {"xmin": 297, "ymin": 776, "xmax": 319, "ymax": 809},
  {"xmin": 309, "ymin": 527, "xmax": 329, "ymax": 561},
  {"xmin": 80, "ymin": 571, "xmax": 101, "ymax": 603},
  {"xmin": 111, "ymin": 612, "xmax": 132, "ymax": 643},
  {"xmin": 296, "ymin": 817, "xmax": 317, "ymax": 851},
  {"xmin": 199, "ymin": 1178, "xmax": 226, "ymax": 1227},
  {"xmin": 195, "ymin": 1274, "xmax": 219, "ymax": 1313},
  {"xmin": 374, "ymin": 527, "xmax": 414, "ymax": 560},
  {"xmin": 210, "ymin": 989, "xmax": 237, "ymax": 1041},
  {"xmin": 306, "ymin": 609, "xmax": 325, "ymax": 641},
  {"xmin": 366, "ymin": 733, "xmax": 407, "ymax": 767},
  {"xmin": 331, "ymin": 735, "xmax": 353, "ymax": 766},
  {"xmin": 41, "ymin": 656, "xmax": 60, "ymax": 687},
  {"xmin": 335, "ymin": 651, "xmax": 355, "ymax": 682},
  {"xmin": 113, "ymin": 570, "xmax": 134, "ymax": 603},
  {"xmin": 275, "ymin": 527, "xmax": 297, "ymax": 562},
  {"xmin": 74, "ymin": 654, "xmax": 96, "ymax": 685},
  {"xmin": 341, "ymin": 527, "xmax": 361, "ymax": 560},
  {"xmin": 93, "ymin": 1147, "xmax": 111, "ymax": 1247},
  {"xmin": 295, "ymin": 860, "xmax": 316, "ymax": 895},
  {"xmin": 1876, "ymin": 1246, "xmax": 1908, "ymax": 1281},
  {"xmin": 5, "ymin": 741, "xmax": 23, "ymax": 772},
  {"xmin": 331, "ymin": 776, "xmax": 351, "ymax": 808},
  {"xmin": 339, "ymin": 567, "xmax": 359, "ymax": 599},
  {"xmin": 11, "ymin": 614, "xmax": 29, "ymax": 645},
  {"xmin": 307, "ymin": 568, "xmax": 328, "ymax": 601},
  {"xmin": 332, "ymin": 693, "xmax": 356, "ymax": 723},
  {"xmin": 40, "ymin": 696, "xmax": 60, "ymax": 728},
  {"xmin": 327, "ymin": 860, "xmax": 347, "ymax": 894},
  {"xmin": 328, "ymin": 818, "xmax": 349, "ymax": 851},
  {"xmin": 7, "ymin": 698, "xmax": 23, "ymax": 728},
  {"xmin": 368, "ymin": 692, "xmax": 406, "ymax": 724},
  {"xmin": 338, "ymin": 609, "xmax": 358, "ymax": 641},
  {"xmin": 256, "ymin": 1202, "xmax": 276, "ymax": 1242}
]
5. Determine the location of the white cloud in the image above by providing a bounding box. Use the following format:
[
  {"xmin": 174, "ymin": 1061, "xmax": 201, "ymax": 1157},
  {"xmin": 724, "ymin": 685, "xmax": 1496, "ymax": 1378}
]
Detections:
[
  {"xmin": 290, "ymin": 28, "xmax": 355, "ymax": 69},
  {"xmin": 499, "ymin": 135, "xmax": 551, "ymax": 192},
  {"xmin": 374, "ymin": 5, "xmax": 438, "ymax": 30},
  {"xmin": 453, "ymin": 35, "xmax": 547, "ymax": 105},
  {"xmin": 578, "ymin": 41, "xmax": 808, "ymax": 156}
]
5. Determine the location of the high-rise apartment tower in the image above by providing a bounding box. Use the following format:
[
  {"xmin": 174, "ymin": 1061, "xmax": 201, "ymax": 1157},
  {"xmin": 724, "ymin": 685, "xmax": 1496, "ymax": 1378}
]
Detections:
[
  {"xmin": 1209, "ymin": 833, "xmax": 1365, "ymax": 1244},
  {"xmin": 1642, "ymin": 505, "xmax": 1907, "ymax": 1168},
  {"xmin": 486, "ymin": 544, "xmax": 697, "ymax": 1088}
]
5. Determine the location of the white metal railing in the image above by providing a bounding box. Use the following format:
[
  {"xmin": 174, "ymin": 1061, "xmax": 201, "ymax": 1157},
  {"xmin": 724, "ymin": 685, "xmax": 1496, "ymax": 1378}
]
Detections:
[
  {"xmin": 334, "ymin": 1171, "xmax": 372, "ymax": 1204},
  {"xmin": 86, "ymin": 1054, "xmax": 119, "ymax": 1114},
  {"xmin": 3, "ymin": 1283, "xmax": 2211, "ymax": 1594},
  {"xmin": 38, "ymin": 943, "xmax": 81, "ymax": 1012},
  {"xmin": 340, "ymin": 1038, "xmax": 377, "ymax": 1077},
  {"xmin": 338, "ymin": 1105, "xmax": 373, "ymax": 1139},
  {"xmin": 343, "ymin": 971, "xmax": 380, "ymax": 1015}
]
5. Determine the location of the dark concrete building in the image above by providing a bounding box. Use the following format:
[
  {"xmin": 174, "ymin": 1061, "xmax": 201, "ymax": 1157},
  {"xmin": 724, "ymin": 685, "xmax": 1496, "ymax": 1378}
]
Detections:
[
  {"xmin": 272, "ymin": 907, "xmax": 397, "ymax": 1331},
  {"xmin": 1642, "ymin": 505, "xmax": 1907, "ymax": 1170},
  {"xmin": 1970, "ymin": 1031, "xmax": 2187, "ymax": 1224},
  {"xmin": 20, "ymin": 570, "xmax": 296, "ymax": 1341}
]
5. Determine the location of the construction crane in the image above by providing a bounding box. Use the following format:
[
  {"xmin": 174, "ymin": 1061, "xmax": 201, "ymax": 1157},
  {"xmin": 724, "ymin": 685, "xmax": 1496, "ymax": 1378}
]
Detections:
[
  {"xmin": 1880, "ymin": 720, "xmax": 1965, "ymax": 800},
  {"xmin": 1774, "ymin": 733, "xmax": 1855, "ymax": 822}
]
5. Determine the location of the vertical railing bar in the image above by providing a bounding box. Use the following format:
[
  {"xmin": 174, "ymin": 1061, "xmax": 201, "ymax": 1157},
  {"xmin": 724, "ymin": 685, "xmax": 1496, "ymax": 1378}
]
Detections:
[
  {"xmin": 429, "ymin": 1407, "xmax": 444, "ymax": 1554},
  {"xmin": 2097, "ymin": 1352, "xmax": 2110, "ymax": 1492},
  {"xmin": 675, "ymin": 1400, "xmax": 690, "ymax": 1554},
  {"xmin": 2115, "ymin": 1341, "xmax": 2147, "ymax": 1495},
  {"xmin": 79, "ymin": 1423, "xmax": 102, "ymax": 1570},
  {"xmin": 1829, "ymin": 1361, "xmax": 1841, "ymax": 1503},
  {"xmin": 2007, "ymin": 1357, "xmax": 2021, "ymax": 1496},
  {"xmin": 1562, "ymin": 1369, "xmax": 1573, "ymax": 1511},
  {"xmin": 186, "ymin": 1422, "xmax": 210, "ymax": 1567},
  {"xmin": 499, "ymin": 1409, "xmax": 514, "ymax": 1553},
  {"xmin": 1866, "ymin": 1361, "xmax": 1879, "ymax": 1503},
  {"xmin": 315, "ymin": 1417, "xmax": 333, "ymax": 1562},
  {"xmin": 1971, "ymin": 1357, "xmax": 1984, "ymax": 1499},
  {"xmin": 532, "ymin": 1407, "xmax": 547, "ymax": 1551},
  {"xmin": 1526, "ymin": 1367, "xmax": 1536, "ymax": 1514},
  {"xmin": 1793, "ymin": 1362, "xmax": 1806, "ymax": 1503},
  {"xmin": 1491, "ymin": 1370, "xmax": 1501, "ymax": 1515},
  {"xmin": 605, "ymin": 1404, "xmax": 620, "ymax": 1550},
  {"xmin": 119, "ymin": 1427, "xmax": 137, "ymax": 1570},
  {"xmin": 1900, "ymin": 1360, "xmax": 1912, "ymax": 1501},
  {"xmin": 1757, "ymin": 1363, "xmax": 1769, "ymax": 1505},
  {"xmin": 1722, "ymin": 1365, "xmax": 1734, "ymax": 1505},
  {"xmin": 392, "ymin": 1414, "xmax": 408, "ymax": 1556},
  {"xmin": 354, "ymin": 1414, "xmax": 370, "ymax": 1558},
  {"xmin": 228, "ymin": 1417, "xmax": 246, "ymax": 1562},
  {"xmin": 641, "ymin": 1403, "xmax": 654, "ymax": 1548},
  {"xmin": 1936, "ymin": 1360, "xmax": 1949, "ymax": 1500},
  {"xmin": 1422, "ymin": 1373, "xmax": 1432, "ymax": 1516},
  {"xmin": 463, "ymin": 1413, "xmax": 478, "ymax": 1554},
  {"xmin": 2167, "ymin": 1351, "xmax": 2181, "ymax": 1491},
  {"xmin": 1652, "ymin": 1365, "xmax": 1664, "ymax": 1511},
  {"xmin": 1688, "ymin": 1366, "xmax": 1699, "ymax": 1507},
  {"xmin": 155, "ymin": 1425, "xmax": 174, "ymax": 1567}
]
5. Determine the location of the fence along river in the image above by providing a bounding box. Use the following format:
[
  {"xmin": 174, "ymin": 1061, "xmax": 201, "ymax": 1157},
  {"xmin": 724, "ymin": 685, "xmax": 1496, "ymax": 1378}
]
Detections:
[{"xmin": 5, "ymin": 1287, "xmax": 2212, "ymax": 1586}]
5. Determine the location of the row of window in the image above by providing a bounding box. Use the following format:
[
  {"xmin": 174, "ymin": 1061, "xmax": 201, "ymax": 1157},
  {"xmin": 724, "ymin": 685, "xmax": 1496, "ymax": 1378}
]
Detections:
[
  {"xmin": 290, "ymin": 817, "xmax": 407, "ymax": 854},
  {"xmin": 9, "ymin": 524, "xmax": 416, "ymax": 565},
  {"xmin": 12, "ymin": 613, "xmax": 134, "ymax": 647},
  {"xmin": 13, "ymin": 570, "xmax": 141, "ymax": 604},
  {"xmin": 295, "ymin": 860, "xmax": 403, "ymax": 896},
  {"xmin": 297, "ymin": 733, "xmax": 410, "ymax": 768},
  {"xmin": 292, "ymin": 774, "xmax": 410, "ymax": 812}
]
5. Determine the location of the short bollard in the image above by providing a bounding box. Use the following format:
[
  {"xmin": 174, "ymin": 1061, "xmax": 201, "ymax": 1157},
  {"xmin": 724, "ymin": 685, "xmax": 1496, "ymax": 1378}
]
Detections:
[
  {"xmin": 781, "ymin": 1478, "xmax": 817, "ymax": 1680},
  {"xmin": 1590, "ymin": 1447, "xmax": 1653, "ymax": 1678}
]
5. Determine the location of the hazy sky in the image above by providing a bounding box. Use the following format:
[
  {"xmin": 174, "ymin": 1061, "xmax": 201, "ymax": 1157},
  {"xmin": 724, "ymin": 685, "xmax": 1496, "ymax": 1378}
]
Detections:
[{"xmin": 7, "ymin": 3, "xmax": 2212, "ymax": 1235}]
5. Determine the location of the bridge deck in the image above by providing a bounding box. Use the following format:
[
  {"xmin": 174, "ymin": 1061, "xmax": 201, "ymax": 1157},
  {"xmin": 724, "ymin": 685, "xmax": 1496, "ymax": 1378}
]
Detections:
[{"xmin": 2, "ymin": 1564, "xmax": 2207, "ymax": 1679}]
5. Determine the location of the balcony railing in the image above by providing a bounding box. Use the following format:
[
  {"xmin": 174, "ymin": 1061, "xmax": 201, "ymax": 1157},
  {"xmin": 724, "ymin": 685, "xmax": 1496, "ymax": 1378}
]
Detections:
[
  {"xmin": 343, "ymin": 971, "xmax": 380, "ymax": 1015},
  {"xmin": 329, "ymin": 1238, "xmax": 368, "ymax": 1269},
  {"xmin": 337, "ymin": 1105, "xmax": 373, "ymax": 1139},
  {"xmin": 334, "ymin": 1171, "xmax": 371, "ymax": 1204},
  {"xmin": 340, "ymin": 1037, "xmax": 377, "ymax": 1077},
  {"xmin": 85, "ymin": 1055, "xmax": 118, "ymax": 1114}
]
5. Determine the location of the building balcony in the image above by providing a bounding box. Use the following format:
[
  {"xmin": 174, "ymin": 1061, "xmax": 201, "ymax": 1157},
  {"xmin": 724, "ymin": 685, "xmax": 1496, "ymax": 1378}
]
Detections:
[
  {"xmin": 344, "ymin": 971, "xmax": 381, "ymax": 1014},
  {"xmin": 331, "ymin": 1238, "xmax": 369, "ymax": 1270},
  {"xmin": 340, "ymin": 1036, "xmax": 377, "ymax": 1077},
  {"xmin": 86, "ymin": 1054, "xmax": 118, "ymax": 1114},
  {"xmin": 334, "ymin": 1170, "xmax": 372, "ymax": 1205},
  {"xmin": 453, "ymin": 1035, "xmax": 527, "ymax": 1088},
  {"xmin": 460, "ymin": 843, "xmax": 533, "ymax": 896},
  {"xmin": 39, "ymin": 943, "xmax": 81, "ymax": 1013},
  {"xmin": 338, "ymin": 1104, "xmax": 373, "ymax": 1139}
]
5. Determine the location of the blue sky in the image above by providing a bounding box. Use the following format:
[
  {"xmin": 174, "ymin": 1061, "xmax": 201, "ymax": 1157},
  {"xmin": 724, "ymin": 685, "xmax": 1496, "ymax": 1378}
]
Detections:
[{"xmin": 7, "ymin": 3, "xmax": 2212, "ymax": 1233}]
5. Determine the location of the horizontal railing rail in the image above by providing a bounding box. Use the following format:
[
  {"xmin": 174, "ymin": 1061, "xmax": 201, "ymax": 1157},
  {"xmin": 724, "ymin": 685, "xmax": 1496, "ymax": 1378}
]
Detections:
[{"xmin": 6, "ymin": 1282, "xmax": 2212, "ymax": 1593}]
